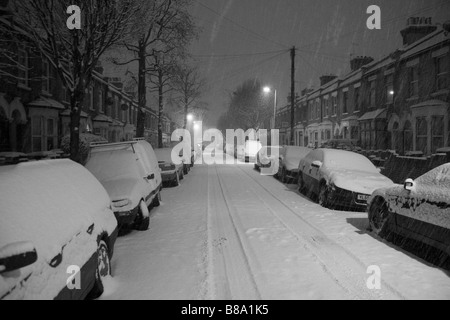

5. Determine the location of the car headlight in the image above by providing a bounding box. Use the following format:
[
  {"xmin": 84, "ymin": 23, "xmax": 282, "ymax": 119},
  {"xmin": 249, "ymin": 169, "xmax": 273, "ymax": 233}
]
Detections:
[{"xmin": 112, "ymin": 199, "xmax": 131, "ymax": 208}]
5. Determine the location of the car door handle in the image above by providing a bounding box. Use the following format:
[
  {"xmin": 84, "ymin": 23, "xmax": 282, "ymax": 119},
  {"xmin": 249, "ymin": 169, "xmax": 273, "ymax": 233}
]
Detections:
[{"xmin": 49, "ymin": 253, "xmax": 63, "ymax": 268}]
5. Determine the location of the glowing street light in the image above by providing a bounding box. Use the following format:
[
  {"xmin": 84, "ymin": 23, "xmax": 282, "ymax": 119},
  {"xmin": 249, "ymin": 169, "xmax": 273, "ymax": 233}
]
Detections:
[
  {"xmin": 193, "ymin": 123, "xmax": 200, "ymax": 131},
  {"xmin": 263, "ymin": 86, "xmax": 277, "ymax": 129},
  {"xmin": 187, "ymin": 114, "xmax": 194, "ymax": 121}
]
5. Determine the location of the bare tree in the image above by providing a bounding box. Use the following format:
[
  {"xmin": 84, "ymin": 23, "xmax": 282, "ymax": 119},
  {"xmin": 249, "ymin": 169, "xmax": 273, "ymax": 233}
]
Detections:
[
  {"xmin": 10, "ymin": 0, "xmax": 137, "ymax": 162},
  {"xmin": 111, "ymin": 0, "xmax": 197, "ymax": 138},
  {"xmin": 148, "ymin": 53, "xmax": 177, "ymax": 148},
  {"xmin": 227, "ymin": 79, "xmax": 272, "ymax": 131},
  {"xmin": 171, "ymin": 64, "xmax": 206, "ymax": 129}
]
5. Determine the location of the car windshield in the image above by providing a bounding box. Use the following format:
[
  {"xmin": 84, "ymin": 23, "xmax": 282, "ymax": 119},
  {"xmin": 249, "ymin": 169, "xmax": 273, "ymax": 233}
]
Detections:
[
  {"xmin": 324, "ymin": 150, "xmax": 378, "ymax": 173},
  {"xmin": 86, "ymin": 149, "xmax": 140, "ymax": 181},
  {"xmin": 416, "ymin": 164, "xmax": 450, "ymax": 186},
  {"xmin": 155, "ymin": 149, "xmax": 174, "ymax": 163}
]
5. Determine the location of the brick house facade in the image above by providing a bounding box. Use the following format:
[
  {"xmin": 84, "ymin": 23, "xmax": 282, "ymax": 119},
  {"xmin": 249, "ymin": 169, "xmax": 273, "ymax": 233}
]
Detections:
[{"xmin": 275, "ymin": 19, "xmax": 450, "ymax": 156}]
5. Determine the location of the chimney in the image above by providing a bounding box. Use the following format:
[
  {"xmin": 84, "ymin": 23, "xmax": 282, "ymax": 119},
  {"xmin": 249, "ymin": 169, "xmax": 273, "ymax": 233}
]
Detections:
[
  {"xmin": 320, "ymin": 75, "xmax": 338, "ymax": 86},
  {"xmin": 400, "ymin": 17, "xmax": 437, "ymax": 46},
  {"xmin": 350, "ymin": 56, "xmax": 374, "ymax": 71}
]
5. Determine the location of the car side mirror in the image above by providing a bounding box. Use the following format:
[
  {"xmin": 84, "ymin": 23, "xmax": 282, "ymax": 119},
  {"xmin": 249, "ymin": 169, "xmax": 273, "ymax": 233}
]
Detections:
[
  {"xmin": 146, "ymin": 174, "xmax": 155, "ymax": 180},
  {"xmin": 0, "ymin": 242, "xmax": 38, "ymax": 274},
  {"xmin": 404, "ymin": 178, "xmax": 415, "ymax": 191},
  {"xmin": 312, "ymin": 161, "xmax": 323, "ymax": 169}
]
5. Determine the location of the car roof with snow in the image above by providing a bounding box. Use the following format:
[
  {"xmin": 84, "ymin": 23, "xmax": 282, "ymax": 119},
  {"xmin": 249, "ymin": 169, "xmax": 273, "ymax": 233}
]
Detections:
[
  {"xmin": 0, "ymin": 160, "xmax": 114, "ymax": 262},
  {"xmin": 321, "ymin": 149, "xmax": 378, "ymax": 172}
]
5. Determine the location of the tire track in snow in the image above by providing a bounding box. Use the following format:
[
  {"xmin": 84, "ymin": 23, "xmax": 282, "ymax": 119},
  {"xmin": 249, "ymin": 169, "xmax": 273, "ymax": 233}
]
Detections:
[
  {"xmin": 207, "ymin": 165, "xmax": 262, "ymax": 300},
  {"xmin": 235, "ymin": 165, "xmax": 406, "ymax": 300}
]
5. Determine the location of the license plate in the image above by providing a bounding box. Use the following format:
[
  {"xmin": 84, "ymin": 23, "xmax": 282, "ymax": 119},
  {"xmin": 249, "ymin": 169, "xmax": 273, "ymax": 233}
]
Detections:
[{"xmin": 357, "ymin": 194, "xmax": 370, "ymax": 202}]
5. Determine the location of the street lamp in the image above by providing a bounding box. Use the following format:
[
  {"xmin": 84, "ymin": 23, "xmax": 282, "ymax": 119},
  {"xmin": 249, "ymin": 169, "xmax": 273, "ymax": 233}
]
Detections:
[
  {"xmin": 263, "ymin": 87, "xmax": 277, "ymax": 129},
  {"xmin": 187, "ymin": 114, "xmax": 194, "ymax": 122}
]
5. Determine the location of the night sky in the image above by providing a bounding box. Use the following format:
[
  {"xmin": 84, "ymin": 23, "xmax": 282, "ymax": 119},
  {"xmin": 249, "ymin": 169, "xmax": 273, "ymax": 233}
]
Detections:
[{"xmin": 188, "ymin": 0, "xmax": 450, "ymax": 128}]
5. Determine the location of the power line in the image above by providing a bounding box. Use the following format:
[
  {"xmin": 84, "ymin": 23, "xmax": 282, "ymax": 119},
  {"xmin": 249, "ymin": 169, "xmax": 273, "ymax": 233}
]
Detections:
[
  {"xmin": 296, "ymin": 0, "xmax": 450, "ymax": 50},
  {"xmin": 194, "ymin": 0, "xmax": 290, "ymax": 49},
  {"xmin": 207, "ymin": 51, "xmax": 287, "ymax": 87},
  {"xmin": 192, "ymin": 49, "xmax": 288, "ymax": 59}
]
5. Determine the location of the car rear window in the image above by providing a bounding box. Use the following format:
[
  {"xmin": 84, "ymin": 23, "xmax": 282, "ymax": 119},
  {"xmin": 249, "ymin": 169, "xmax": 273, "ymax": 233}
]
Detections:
[{"xmin": 324, "ymin": 150, "xmax": 377, "ymax": 173}]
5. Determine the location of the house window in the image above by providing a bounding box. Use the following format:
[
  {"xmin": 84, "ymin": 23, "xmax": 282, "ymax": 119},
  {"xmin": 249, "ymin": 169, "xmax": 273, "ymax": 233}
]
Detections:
[
  {"xmin": 324, "ymin": 98, "xmax": 329, "ymax": 118},
  {"xmin": 342, "ymin": 91, "xmax": 348, "ymax": 114},
  {"xmin": 354, "ymin": 88, "xmax": 360, "ymax": 112},
  {"xmin": 316, "ymin": 101, "xmax": 320, "ymax": 120},
  {"xmin": 32, "ymin": 116, "xmax": 57, "ymax": 152},
  {"xmin": 369, "ymin": 81, "xmax": 376, "ymax": 108},
  {"xmin": 431, "ymin": 116, "xmax": 444, "ymax": 154},
  {"xmin": 409, "ymin": 66, "xmax": 419, "ymax": 97},
  {"xmin": 98, "ymin": 90, "xmax": 104, "ymax": 113},
  {"xmin": 392, "ymin": 122, "xmax": 400, "ymax": 152},
  {"xmin": 385, "ymin": 74, "xmax": 394, "ymax": 105},
  {"xmin": 17, "ymin": 47, "xmax": 29, "ymax": 88},
  {"xmin": 332, "ymin": 96, "xmax": 337, "ymax": 115},
  {"xmin": 403, "ymin": 121, "xmax": 413, "ymax": 154},
  {"xmin": 351, "ymin": 126, "xmax": 359, "ymax": 140},
  {"xmin": 416, "ymin": 117, "xmax": 428, "ymax": 154},
  {"xmin": 42, "ymin": 59, "xmax": 50, "ymax": 93},
  {"xmin": 436, "ymin": 55, "xmax": 448, "ymax": 91},
  {"xmin": 46, "ymin": 118, "xmax": 57, "ymax": 150},
  {"xmin": 32, "ymin": 116, "xmax": 43, "ymax": 152}
]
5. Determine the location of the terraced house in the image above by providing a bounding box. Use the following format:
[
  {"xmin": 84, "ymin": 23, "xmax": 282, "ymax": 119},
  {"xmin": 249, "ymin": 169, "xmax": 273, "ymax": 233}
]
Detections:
[
  {"xmin": 276, "ymin": 17, "xmax": 450, "ymax": 156},
  {"xmin": 0, "ymin": 8, "xmax": 173, "ymax": 154}
]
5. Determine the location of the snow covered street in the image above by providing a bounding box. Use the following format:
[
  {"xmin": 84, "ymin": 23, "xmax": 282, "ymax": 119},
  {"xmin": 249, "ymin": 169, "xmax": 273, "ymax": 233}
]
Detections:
[{"xmin": 101, "ymin": 155, "xmax": 450, "ymax": 300}]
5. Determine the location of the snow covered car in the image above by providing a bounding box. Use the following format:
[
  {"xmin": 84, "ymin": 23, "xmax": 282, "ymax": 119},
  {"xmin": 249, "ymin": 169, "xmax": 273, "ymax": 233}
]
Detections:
[
  {"xmin": 277, "ymin": 146, "xmax": 312, "ymax": 183},
  {"xmin": 237, "ymin": 140, "xmax": 263, "ymax": 162},
  {"xmin": 86, "ymin": 141, "xmax": 162, "ymax": 232},
  {"xmin": 255, "ymin": 146, "xmax": 282, "ymax": 174},
  {"xmin": 0, "ymin": 160, "xmax": 118, "ymax": 300},
  {"xmin": 155, "ymin": 148, "xmax": 184, "ymax": 187},
  {"xmin": 368, "ymin": 164, "xmax": 450, "ymax": 259},
  {"xmin": 298, "ymin": 149, "xmax": 393, "ymax": 210}
]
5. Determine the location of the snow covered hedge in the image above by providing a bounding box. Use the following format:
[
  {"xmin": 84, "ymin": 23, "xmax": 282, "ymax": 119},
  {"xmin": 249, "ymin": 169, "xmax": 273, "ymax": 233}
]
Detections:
[{"xmin": 60, "ymin": 133, "xmax": 107, "ymax": 165}]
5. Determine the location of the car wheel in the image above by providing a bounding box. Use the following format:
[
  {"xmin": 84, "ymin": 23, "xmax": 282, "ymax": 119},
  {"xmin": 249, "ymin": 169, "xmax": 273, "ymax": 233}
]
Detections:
[
  {"xmin": 298, "ymin": 172, "xmax": 305, "ymax": 193},
  {"xmin": 318, "ymin": 184, "xmax": 331, "ymax": 208},
  {"xmin": 173, "ymin": 172, "xmax": 180, "ymax": 187},
  {"xmin": 369, "ymin": 199, "xmax": 391, "ymax": 238},
  {"xmin": 280, "ymin": 167, "xmax": 287, "ymax": 183},
  {"xmin": 152, "ymin": 191, "xmax": 161, "ymax": 207},
  {"xmin": 87, "ymin": 240, "xmax": 111, "ymax": 300},
  {"xmin": 134, "ymin": 201, "xmax": 150, "ymax": 231},
  {"xmin": 254, "ymin": 164, "xmax": 260, "ymax": 171}
]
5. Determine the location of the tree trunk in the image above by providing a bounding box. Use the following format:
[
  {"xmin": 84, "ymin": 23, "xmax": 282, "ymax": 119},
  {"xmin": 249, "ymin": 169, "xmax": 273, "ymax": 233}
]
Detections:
[
  {"xmin": 69, "ymin": 30, "xmax": 82, "ymax": 163},
  {"xmin": 183, "ymin": 96, "xmax": 188, "ymax": 130},
  {"xmin": 136, "ymin": 40, "xmax": 147, "ymax": 138},
  {"xmin": 158, "ymin": 69, "xmax": 164, "ymax": 148}
]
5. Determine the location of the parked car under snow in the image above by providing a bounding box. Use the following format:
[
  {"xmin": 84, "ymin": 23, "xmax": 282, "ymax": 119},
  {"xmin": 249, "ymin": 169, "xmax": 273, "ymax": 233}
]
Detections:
[
  {"xmin": 0, "ymin": 160, "xmax": 118, "ymax": 300},
  {"xmin": 255, "ymin": 146, "xmax": 282, "ymax": 175},
  {"xmin": 368, "ymin": 163, "xmax": 450, "ymax": 263},
  {"xmin": 277, "ymin": 146, "xmax": 312, "ymax": 183},
  {"xmin": 86, "ymin": 140, "xmax": 162, "ymax": 232},
  {"xmin": 155, "ymin": 148, "xmax": 185, "ymax": 187},
  {"xmin": 298, "ymin": 149, "xmax": 394, "ymax": 211}
]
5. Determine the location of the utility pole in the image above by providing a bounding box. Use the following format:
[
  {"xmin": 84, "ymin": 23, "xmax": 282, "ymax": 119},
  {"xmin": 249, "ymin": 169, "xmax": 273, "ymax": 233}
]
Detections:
[{"xmin": 290, "ymin": 46, "xmax": 296, "ymax": 145}]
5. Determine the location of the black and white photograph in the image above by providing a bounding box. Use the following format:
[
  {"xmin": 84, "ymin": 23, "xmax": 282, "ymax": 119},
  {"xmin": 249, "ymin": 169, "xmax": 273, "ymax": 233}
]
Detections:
[{"xmin": 0, "ymin": 0, "xmax": 450, "ymax": 303}]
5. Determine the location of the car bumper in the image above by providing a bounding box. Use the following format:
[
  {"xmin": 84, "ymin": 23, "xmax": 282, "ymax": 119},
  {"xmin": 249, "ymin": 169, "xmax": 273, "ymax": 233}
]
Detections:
[
  {"xmin": 161, "ymin": 170, "xmax": 177, "ymax": 182},
  {"xmin": 113, "ymin": 205, "xmax": 139, "ymax": 227},
  {"xmin": 331, "ymin": 186, "xmax": 370, "ymax": 211}
]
